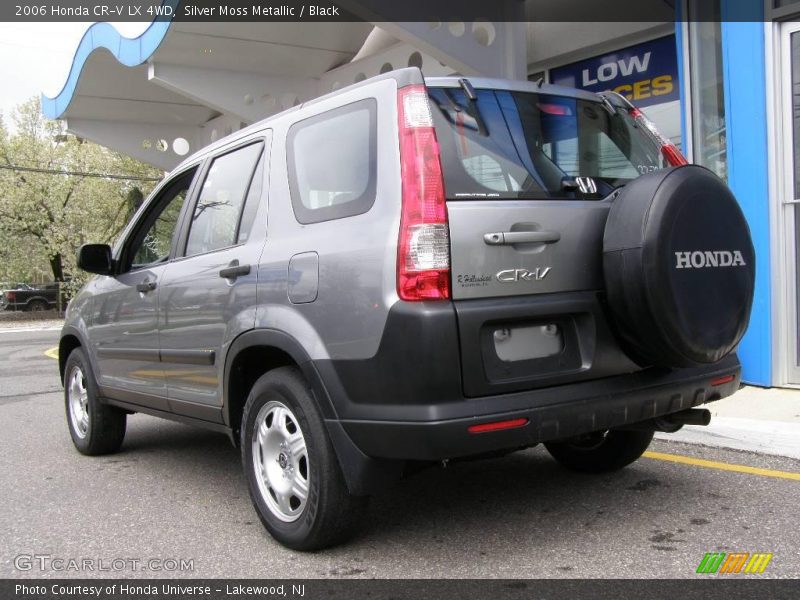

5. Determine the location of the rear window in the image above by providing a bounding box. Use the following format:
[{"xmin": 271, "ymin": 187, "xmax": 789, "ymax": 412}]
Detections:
[{"xmin": 428, "ymin": 87, "xmax": 667, "ymax": 199}]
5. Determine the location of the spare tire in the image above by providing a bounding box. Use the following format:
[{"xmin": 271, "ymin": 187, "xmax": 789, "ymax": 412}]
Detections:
[{"xmin": 603, "ymin": 165, "xmax": 755, "ymax": 368}]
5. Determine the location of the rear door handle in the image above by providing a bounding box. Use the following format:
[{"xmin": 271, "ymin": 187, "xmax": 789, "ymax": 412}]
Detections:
[
  {"xmin": 136, "ymin": 281, "xmax": 157, "ymax": 293},
  {"xmin": 483, "ymin": 231, "xmax": 561, "ymax": 245},
  {"xmin": 219, "ymin": 262, "xmax": 251, "ymax": 280}
]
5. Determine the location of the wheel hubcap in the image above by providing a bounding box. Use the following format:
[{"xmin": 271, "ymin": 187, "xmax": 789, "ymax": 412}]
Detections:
[
  {"xmin": 251, "ymin": 401, "xmax": 309, "ymax": 523},
  {"xmin": 67, "ymin": 366, "xmax": 90, "ymax": 439}
]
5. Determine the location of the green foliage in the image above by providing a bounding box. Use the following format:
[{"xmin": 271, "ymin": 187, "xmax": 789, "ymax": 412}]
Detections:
[{"xmin": 0, "ymin": 97, "xmax": 162, "ymax": 286}]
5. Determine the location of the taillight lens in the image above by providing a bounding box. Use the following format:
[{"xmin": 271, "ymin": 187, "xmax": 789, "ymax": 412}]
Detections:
[
  {"xmin": 396, "ymin": 84, "xmax": 450, "ymax": 301},
  {"xmin": 6, "ymin": 291, "xmax": 15, "ymax": 302},
  {"xmin": 630, "ymin": 108, "xmax": 688, "ymax": 167}
]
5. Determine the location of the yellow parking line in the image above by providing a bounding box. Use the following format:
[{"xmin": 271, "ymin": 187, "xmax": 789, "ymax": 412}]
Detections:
[
  {"xmin": 643, "ymin": 450, "xmax": 800, "ymax": 482},
  {"xmin": 44, "ymin": 347, "xmax": 59, "ymax": 360}
]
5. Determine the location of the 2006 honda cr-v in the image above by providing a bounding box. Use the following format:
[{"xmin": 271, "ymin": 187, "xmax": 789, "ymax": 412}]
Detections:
[{"xmin": 60, "ymin": 68, "xmax": 755, "ymax": 550}]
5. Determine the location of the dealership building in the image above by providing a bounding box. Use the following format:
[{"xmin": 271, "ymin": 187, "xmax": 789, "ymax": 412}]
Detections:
[{"xmin": 41, "ymin": 1, "xmax": 800, "ymax": 387}]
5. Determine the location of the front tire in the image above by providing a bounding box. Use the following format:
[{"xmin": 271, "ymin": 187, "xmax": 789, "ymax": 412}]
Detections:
[
  {"xmin": 544, "ymin": 429, "xmax": 654, "ymax": 473},
  {"xmin": 241, "ymin": 367, "xmax": 367, "ymax": 551},
  {"xmin": 64, "ymin": 348, "xmax": 126, "ymax": 455}
]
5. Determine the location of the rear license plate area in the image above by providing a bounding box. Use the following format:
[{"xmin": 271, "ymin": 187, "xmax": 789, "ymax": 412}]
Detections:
[
  {"xmin": 481, "ymin": 317, "xmax": 584, "ymax": 385},
  {"xmin": 454, "ymin": 293, "xmax": 620, "ymax": 397}
]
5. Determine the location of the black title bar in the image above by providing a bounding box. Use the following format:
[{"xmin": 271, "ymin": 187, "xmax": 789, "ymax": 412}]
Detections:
[
  {"xmin": 2, "ymin": 0, "xmax": 781, "ymax": 23},
  {"xmin": 3, "ymin": 579, "xmax": 799, "ymax": 600}
]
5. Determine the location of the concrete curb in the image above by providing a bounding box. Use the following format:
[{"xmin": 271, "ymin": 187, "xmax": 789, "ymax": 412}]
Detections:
[
  {"xmin": 0, "ymin": 326, "xmax": 63, "ymax": 334},
  {"xmin": 656, "ymin": 417, "xmax": 800, "ymax": 460}
]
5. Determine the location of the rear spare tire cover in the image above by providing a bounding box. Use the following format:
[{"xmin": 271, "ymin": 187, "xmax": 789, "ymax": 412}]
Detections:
[{"xmin": 603, "ymin": 165, "xmax": 755, "ymax": 368}]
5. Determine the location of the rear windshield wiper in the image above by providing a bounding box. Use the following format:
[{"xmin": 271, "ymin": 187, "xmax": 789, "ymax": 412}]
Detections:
[
  {"xmin": 458, "ymin": 77, "xmax": 477, "ymax": 101},
  {"xmin": 599, "ymin": 95, "xmax": 618, "ymax": 117},
  {"xmin": 457, "ymin": 78, "xmax": 488, "ymax": 136}
]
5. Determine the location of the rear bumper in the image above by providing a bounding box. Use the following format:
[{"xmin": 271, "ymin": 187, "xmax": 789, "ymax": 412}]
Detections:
[{"xmin": 338, "ymin": 353, "xmax": 741, "ymax": 461}]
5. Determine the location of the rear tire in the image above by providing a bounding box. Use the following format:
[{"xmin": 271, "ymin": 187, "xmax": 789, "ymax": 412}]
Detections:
[
  {"xmin": 241, "ymin": 367, "xmax": 368, "ymax": 551},
  {"xmin": 64, "ymin": 347, "xmax": 126, "ymax": 455},
  {"xmin": 544, "ymin": 429, "xmax": 653, "ymax": 473},
  {"xmin": 27, "ymin": 299, "xmax": 48, "ymax": 312}
]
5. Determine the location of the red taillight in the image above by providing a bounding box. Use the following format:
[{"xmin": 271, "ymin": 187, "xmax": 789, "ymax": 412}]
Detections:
[
  {"xmin": 711, "ymin": 374, "xmax": 736, "ymax": 386},
  {"xmin": 468, "ymin": 418, "xmax": 529, "ymax": 434},
  {"xmin": 630, "ymin": 108, "xmax": 688, "ymax": 167},
  {"xmin": 396, "ymin": 84, "xmax": 450, "ymax": 301},
  {"xmin": 6, "ymin": 291, "xmax": 15, "ymax": 302}
]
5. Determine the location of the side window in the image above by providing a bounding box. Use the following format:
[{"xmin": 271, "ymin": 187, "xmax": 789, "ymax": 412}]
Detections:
[
  {"xmin": 236, "ymin": 158, "xmax": 264, "ymax": 244},
  {"xmin": 287, "ymin": 99, "xmax": 377, "ymax": 224},
  {"xmin": 127, "ymin": 168, "xmax": 197, "ymax": 271},
  {"xmin": 185, "ymin": 143, "xmax": 263, "ymax": 257}
]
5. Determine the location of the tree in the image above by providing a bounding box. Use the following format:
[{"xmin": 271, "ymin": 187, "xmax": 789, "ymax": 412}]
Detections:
[{"xmin": 0, "ymin": 97, "xmax": 162, "ymax": 286}]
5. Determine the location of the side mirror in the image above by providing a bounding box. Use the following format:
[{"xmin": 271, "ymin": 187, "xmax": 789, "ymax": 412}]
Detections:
[{"xmin": 77, "ymin": 244, "xmax": 114, "ymax": 276}]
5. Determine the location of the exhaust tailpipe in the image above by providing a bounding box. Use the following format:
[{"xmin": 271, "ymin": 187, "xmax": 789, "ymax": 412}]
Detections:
[
  {"xmin": 619, "ymin": 408, "xmax": 711, "ymax": 433},
  {"xmin": 664, "ymin": 408, "xmax": 711, "ymax": 427}
]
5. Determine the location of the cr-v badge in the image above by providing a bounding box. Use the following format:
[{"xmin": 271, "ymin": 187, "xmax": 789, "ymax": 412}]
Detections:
[{"xmin": 496, "ymin": 267, "xmax": 552, "ymax": 282}]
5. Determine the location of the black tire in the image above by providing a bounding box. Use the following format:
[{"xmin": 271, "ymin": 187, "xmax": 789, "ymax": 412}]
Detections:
[
  {"xmin": 64, "ymin": 347, "xmax": 126, "ymax": 455},
  {"xmin": 27, "ymin": 299, "xmax": 49, "ymax": 312},
  {"xmin": 241, "ymin": 367, "xmax": 368, "ymax": 551},
  {"xmin": 544, "ymin": 429, "xmax": 654, "ymax": 474}
]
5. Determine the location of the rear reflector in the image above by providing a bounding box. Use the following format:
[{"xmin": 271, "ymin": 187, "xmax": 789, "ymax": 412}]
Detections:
[
  {"xmin": 468, "ymin": 418, "xmax": 529, "ymax": 434},
  {"xmin": 396, "ymin": 84, "xmax": 451, "ymax": 301},
  {"xmin": 711, "ymin": 374, "xmax": 736, "ymax": 386}
]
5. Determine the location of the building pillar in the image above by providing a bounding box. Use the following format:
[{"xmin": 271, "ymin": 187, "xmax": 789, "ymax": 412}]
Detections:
[{"xmin": 720, "ymin": 1, "xmax": 772, "ymax": 385}]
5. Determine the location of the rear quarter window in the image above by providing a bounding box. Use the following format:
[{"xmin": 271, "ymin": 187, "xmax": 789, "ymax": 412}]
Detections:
[{"xmin": 287, "ymin": 99, "xmax": 377, "ymax": 224}]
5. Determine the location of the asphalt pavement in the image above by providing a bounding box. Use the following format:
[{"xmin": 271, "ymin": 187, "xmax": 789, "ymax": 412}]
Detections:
[{"xmin": 1, "ymin": 328, "xmax": 798, "ymax": 579}]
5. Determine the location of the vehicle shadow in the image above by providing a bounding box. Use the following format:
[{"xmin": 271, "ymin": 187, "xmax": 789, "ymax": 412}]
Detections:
[
  {"xmin": 110, "ymin": 415, "xmax": 712, "ymax": 555},
  {"xmin": 361, "ymin": 450, "xmax": 666, "ymax": 547}
]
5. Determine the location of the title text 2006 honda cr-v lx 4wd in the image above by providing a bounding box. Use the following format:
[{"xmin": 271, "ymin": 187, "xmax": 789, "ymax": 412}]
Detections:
[{"xmin": 60, "ymin": 68, "xmax": 755, "ymax": 550}]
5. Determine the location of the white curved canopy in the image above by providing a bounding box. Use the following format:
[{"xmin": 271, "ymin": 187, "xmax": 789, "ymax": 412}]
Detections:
[{"xmin": 43, "ymin": 14, "xmax": 670, "ymax": 169}]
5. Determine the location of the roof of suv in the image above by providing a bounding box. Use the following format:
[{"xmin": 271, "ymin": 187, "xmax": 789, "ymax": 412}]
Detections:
[{"xmin": 170, "ymin": 68, "xmax": 606, "ymax": 174}]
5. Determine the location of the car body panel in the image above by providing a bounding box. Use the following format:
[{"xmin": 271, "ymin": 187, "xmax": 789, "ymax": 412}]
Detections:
[{"xmin": 158, "ymin": 134, "xmax": 272, "ymax": 410}]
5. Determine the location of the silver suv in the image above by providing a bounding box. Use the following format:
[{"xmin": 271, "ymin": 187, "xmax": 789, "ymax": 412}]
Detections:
[{"xmin": 60, "ymin": 68, "xmax": 755, "ymax": 550}]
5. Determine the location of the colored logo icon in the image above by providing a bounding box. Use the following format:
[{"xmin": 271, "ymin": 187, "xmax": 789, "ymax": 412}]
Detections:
[{"xmin": 696, "ymin": 552, "xmax": 773, "ymax": 574}]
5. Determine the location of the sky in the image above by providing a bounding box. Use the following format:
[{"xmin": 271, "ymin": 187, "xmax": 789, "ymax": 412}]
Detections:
[{"xmin": 0, "ymin": 22, "xmax": 150, "ymax": 126}]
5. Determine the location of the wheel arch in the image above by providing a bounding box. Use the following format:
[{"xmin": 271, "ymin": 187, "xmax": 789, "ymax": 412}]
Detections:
[
  {"xmin": 223, "ymin": 329, "xmax": 402, "ymax": 495},
  {"xmin": 223, "ymin": 329, "xmax": 338, "ymax": 440},
  {"xmin": 59, "ymin": 328, "xmax": 85, "ymax": 383}
]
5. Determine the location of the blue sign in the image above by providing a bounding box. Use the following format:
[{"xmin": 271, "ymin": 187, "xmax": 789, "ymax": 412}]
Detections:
[{"xmin": 550, "ymin": 36, "xmax": 679, "ymax": 108}]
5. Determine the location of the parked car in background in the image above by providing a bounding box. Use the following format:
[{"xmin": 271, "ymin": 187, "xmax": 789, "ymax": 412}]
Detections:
[
  {"xmin": 0, "ymin": 282, "xmax": 33, "ymax": 292},
  {"xmin": 1, "ymin": 282, "xmax": 61, "ymax": 312}
]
